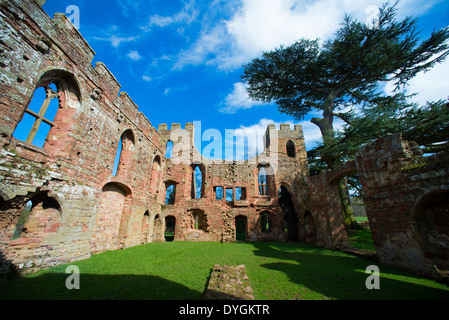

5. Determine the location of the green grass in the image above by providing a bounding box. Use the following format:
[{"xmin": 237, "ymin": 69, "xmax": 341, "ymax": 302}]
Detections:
[
  {"xmin": 347, "ymin": 229, "xmax": 376, "ymax": 252},
  {"xmin": 1, "ymin": 242, "xmax": 448, "ymax": 300}
]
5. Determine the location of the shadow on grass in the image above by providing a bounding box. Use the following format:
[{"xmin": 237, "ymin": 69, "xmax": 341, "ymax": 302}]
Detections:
[
  {"xmin": 251, "ymin": 242, "xmax": 449, "ymax": 300},
  {"xmin": 0, "ymin": 273, "xmax": 201, "ymax": 300}
]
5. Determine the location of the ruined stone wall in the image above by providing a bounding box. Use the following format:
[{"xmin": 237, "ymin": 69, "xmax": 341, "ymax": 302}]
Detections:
[
  {"xmin": 355, "ymin": 133, "xmax": 449, "ymax": 280},
  {"xmin": 0, "ymin": 0, "xmax": 164, "ymax": 275},
  {"xmin": 298, "ymin": 133, "xmax": 449, "ymax": 281},
  {"xmin": 155, "ymin": 122, "xmax": 309, "ymax": 243},
  {"xmin": 1, "ymin": 0, "xmax": 447, "ymax": 284},
  {"xmin": 0, "ymin": 0, "xmax": 311, "ymax": 277}
]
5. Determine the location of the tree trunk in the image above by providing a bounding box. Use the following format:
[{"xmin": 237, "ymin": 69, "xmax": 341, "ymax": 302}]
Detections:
[{"xmin": 311, "ymin": 108, "xmax": 361, "ymax": 230}]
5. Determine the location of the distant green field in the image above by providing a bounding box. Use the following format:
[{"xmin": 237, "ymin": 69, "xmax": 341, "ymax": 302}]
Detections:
[{"xmin": 1, "ymin": 241, "xmax": 448, "ymax": 300}]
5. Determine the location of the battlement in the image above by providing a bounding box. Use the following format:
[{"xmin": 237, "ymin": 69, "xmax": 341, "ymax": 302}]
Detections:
[
  {"xmin": 157, "ymin": 123, "xmax": 195, "ymax": 134},
  {"xmin": 52, "ymin": 13, "xmax": 96, "ymax": 63},
  {"xmin": 264, "ymin": 123, "xmax": 304, "ymax": 149}
]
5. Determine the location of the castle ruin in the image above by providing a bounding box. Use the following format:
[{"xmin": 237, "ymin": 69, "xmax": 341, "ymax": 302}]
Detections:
[{"xmin": 1, "ymin": 0, "xmax": 448, "ymax": 283}]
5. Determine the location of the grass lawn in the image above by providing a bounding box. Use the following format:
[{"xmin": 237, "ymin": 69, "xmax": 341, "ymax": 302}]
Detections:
[
  {"xmin": 347, "ymin": 229, "xmax": 376, "ymax": 252},
  {"xmin": 0, "ymin": 241, "xmax": 448, "ymax": 300}
]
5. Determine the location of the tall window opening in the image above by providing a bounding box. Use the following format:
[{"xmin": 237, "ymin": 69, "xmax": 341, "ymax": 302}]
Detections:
[
  {"xmin": 235, "ymin": 187, "xmax": 246, "ymax": 200},
  {"xmin": 13, "ymin": 84, "xmax": 59, "ymax": 148},
  {"xmin": 12, "ymin": 70, "xmax": 81, "ymax": 154},
  {"xmin": 112, "ymin": 138, "xmax": 122, "ymax": 176},
  {"xmin": 165, "ymin": 183, "xmax": 176, "ymax": 205},
  {"xmin": 214, "ymin": 186, "xmax": 224, "ymax": 200},
  {"xmin": 10, "ymin": 200, "xmax": 33, "ymax": 240},
  {"xmin": 260, "ymin": 211, "xmax": 272, "ymax": 233},
  {"xmin": 141, "ymin": 211, "xmax": 150, "ymax": 244},
  {"xmin": 226, "ymin": 188, "xmax": 233, "ymax": 202},
  {"xmin": 286, "ymin": 140, "xmax": 296, "ymax": 158},
  {"xmin": 165, "ymin": 140, "xmax": 173, "ymax": 158},
  {"xmin": 112, "ymin": 130, "xmax": 135, "ymax": 176},
  {"xmin": 258, "ymin": 166, "xmax": 268, "ymax": 196},
  {"xmin": 150, "ymin": 156, "xmax": 161, "ymax": 193},
  {"xmin": 191, "ymin": 164, "xmax": 205, "ymax": 199}
]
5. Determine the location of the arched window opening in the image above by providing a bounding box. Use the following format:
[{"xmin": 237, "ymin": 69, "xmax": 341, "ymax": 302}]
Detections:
[
  {"xmin": 150, "ymin": 156, "xmax": 161, "ymax": 193},
  {"xmin": 286, "ymin": 140, "xmax": 296, "ymax": 158},
  {"xmin": 13, "ymin": 83, "xmax": 60, "ymax": 148},
  {"xmin": 190, "ymin": 209, "xmax": 208, "ymax": 231},
  {"xmin": 11, "ymin": 195, "xmax": 61, "ymax": 241},
  {"xmin": 165, "ymin": 184, "xmax": 176, "ymax": 205},
  {"xmin": 153, "ymin": 214, "xmax": 163, "ymax": 241},
  {"xmin": 112, "ymin": 130, "xmax": 135, "ymax": 176},
  {"xmin": 260, "ymin": 211, "xmax": 272, "ymax": 233},
  {"xmin": 13, "ymin": 70, "xmax": 81, "ymax": 153},
  {"xmin": 165, "ymin": 140, "xmax": 173, "ymax": 158},
  {"xmin": 140, "ymin": 211, "xmax": 150, "ymax": 244},
  {"xmin": 112, "ymin": 138, "xmax": 122, "ymax": 176},
  {"xmin": 191, "ymin": 164, "xmax": 205, "ymax": 199},
  {"xmin": 258, "ymin": 167, "xmax": 268, "ymax": 196},
  {"xmin": 11, "ymin": 200, "xmax": 33, "ymax": 240}
]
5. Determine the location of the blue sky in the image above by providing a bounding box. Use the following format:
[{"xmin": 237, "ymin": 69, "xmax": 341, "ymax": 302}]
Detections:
[{"xmin": 39, "ymin": 0, "xmax": 449, "ymax": 159}]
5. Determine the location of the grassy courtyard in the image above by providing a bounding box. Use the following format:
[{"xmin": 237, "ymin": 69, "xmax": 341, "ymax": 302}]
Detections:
[{"xmin": 0, "ymin": 241, "xmax": 448, "ymax": 300}]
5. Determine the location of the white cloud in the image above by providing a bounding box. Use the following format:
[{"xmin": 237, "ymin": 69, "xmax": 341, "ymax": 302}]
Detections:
[
  {"xmin": 383, "ymin": 55, "xmax": 449, "ymax": 105},
  {"xmin": 142, "ymin": 0, "xmax": 199, "ymax": 31},
  {"xmin": 225, "ymin": 118, "xmax": 329, "ymax": 159},
  {"xmin": 174, "ymin": 0, "xmax": 444, "ymax": 71},
  {"xmin": 174, "ymin": 0, "xmax": 381, "ymax": 71},
  {"xmin": 93, "ymin": 34, "xmax": 137, "ymax": 48},
  {"xmin": 142, "ymin": 75, "xmax": 152, "ymax": 82},
  {"xmin": 219, "ymin": 82, "xmax": 267, "ymax": 114},
  {"xmin": 126, "ymin": 50, "xmax": 142, "ymax": 61},
  {"xmin": 406, "ymin": 58, "xmax": 449, "ymax": 105}
]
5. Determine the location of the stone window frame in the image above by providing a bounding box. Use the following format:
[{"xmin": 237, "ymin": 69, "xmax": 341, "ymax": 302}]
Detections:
[
  {"xmin": 286, "ymin": 140, "xmax": 296, "ymax": 158},
  {"xmin": 13, "ymin": 69, "xmax": 82, "ymax": 150},
  {"xmin": 20, "ymin": 83, "xmax": 60, "ymax": 145},
  {"xmin": 258, "ymin": 166, "xmax": 269, "ymax": 196}
]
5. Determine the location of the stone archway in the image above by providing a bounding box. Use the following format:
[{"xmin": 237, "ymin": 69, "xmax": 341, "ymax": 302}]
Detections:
[{"xmin": 413, "ymin": 190, "xmax": 449, "ymax": 256}]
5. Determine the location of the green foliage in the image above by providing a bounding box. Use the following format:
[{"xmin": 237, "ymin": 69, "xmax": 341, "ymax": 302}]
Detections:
[
  {"xmin": 309, "ymin": 100, "xmax": 449, "ymax": 176},
  {"xmin": 242, "ymin": 1, "xmax": 449, "ymax": 158}
]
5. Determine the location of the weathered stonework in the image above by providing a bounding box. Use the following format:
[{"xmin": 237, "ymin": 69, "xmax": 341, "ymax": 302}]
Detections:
[
  {"xmin": 0, "ymin": 0, "xmax": 448, "ymax": 284},
  {"xmin": 204, "ymin": 265, "xmax": 255, "ymax": 300}
]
